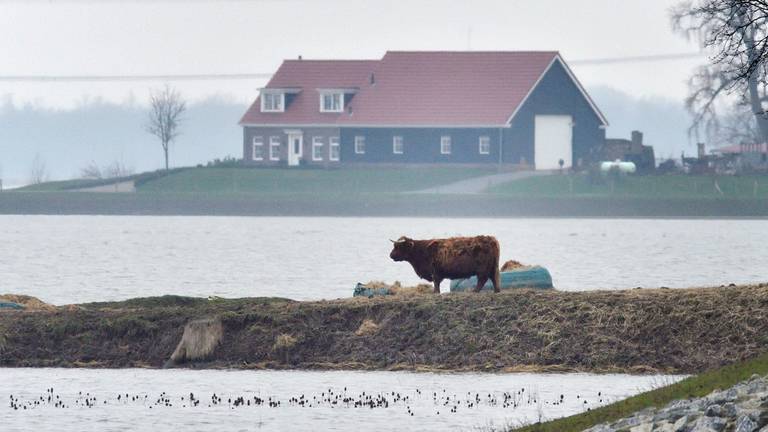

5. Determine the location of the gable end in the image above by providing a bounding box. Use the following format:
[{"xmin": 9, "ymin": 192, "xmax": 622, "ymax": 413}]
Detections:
[{"xmin": 505, "ymin": 55, "xmax": 608, "ymax": 126}]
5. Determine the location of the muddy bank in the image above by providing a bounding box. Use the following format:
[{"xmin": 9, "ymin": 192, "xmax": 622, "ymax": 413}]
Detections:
[{"xmin": 1, "ymin": 285, "xmax": 768, "ymax": 373}]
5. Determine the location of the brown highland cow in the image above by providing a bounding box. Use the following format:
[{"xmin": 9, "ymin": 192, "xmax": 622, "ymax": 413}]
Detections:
[{"xmin": 389, "ymin": 235, "xmax": 501, "ymax": 293}]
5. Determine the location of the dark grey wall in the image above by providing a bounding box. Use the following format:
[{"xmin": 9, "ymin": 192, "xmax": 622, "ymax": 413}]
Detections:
[
  {"xmin": 504, "ymin": 59, "xmax": 606, "ymax": 166},
  {"xmin": 339, "ymin": 127, "xmax": 501, "ymax": 164}
]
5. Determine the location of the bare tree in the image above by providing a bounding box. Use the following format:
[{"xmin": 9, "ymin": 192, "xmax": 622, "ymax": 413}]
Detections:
[
  {"xmin": 672, "ymin": 0, "xmax": 768, "ymax": 142},
  {"xmin": 710, "ymin": 103, "xmax": 763, "ymax": 147},
  {"xmin": 103, "ymin": 160, "xmax": 134, "ymax": 178},
  {"xmin": 29, "ymin": 154, "xmax": 48, "ymax": 185},
  {"xmin": 146, "ymin": 84, "xmax": 186, "ymax": 171},
  {"xmin": 80, "ymin": 161, "xmax": 103, "ymax": 179}
]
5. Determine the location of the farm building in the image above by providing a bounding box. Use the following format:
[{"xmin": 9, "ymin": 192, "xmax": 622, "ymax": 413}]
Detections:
[
  {"xmin": 239, "ymin": 51, "xmax": 608, "ymax": 170},
  {"xmin": 602, "ymin": 131, "xmax": 656, "ymax": 173}
]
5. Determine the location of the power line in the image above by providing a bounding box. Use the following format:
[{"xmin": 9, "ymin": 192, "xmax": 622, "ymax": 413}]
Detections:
[
  {"xmin": 570, "ymin": 52, "xmax": 705, "ymax": 65},
  {"xmin": 0, "ymin": 53, "xmax": 708, "ymax": 83},
  {"xmin": 0, "ymin": 73, "xmax": 273, "ymax": 82}
]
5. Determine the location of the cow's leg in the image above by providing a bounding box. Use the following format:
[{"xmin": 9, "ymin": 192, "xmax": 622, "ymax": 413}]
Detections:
[
  {"xmin": 492, "ymin": 266, "xmax": 501, "ymax": 293},
  {"xmin": 473, "ymin": 275, "xmax": 489, "ymax": 293},
  {"xmin": 433, "ymin": 278, "xmax": 442, "ymax": 294}
]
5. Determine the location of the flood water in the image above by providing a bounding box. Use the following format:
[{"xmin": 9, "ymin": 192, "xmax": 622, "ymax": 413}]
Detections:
[
  {"xmin": 0, "ymin": 368, "xmax": 685, "ymax": 431},
  {"xmin": 0, "ymin": 215, "xmax": 765, "ymax": 305}
]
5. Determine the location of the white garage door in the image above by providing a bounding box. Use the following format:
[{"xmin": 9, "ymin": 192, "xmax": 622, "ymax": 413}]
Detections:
[{"xmin": 534, "ymin": 115, "xmax": 573, "ymax": 170}]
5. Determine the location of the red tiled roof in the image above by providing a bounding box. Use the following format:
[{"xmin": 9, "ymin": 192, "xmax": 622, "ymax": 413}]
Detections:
[
  {"xmin": 239, "ymin": 60, "xmax": 378, "ymax": 125},
  {"xmin": 341, "ymin": 51, "xmax": 557, "ymax": 126},
  {"xmin": 239, "ymin": 51, "xmax": 597, "ymax": 127}
]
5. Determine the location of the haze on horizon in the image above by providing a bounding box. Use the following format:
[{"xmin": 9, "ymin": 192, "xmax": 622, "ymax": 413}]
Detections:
[{"xmin": 0, "ymin": 0, "xmax": 703, "ymax": 185}]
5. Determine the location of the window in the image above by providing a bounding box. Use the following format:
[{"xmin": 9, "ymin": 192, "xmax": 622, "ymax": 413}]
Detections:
[
  {"xmin": 354, "ymin": 136, "xmax": 366, "ymax": 154},
  {"xmin": 269, "ymin": 136, "xmax": 281, "ymax": 161},
  {"xmin": 329, "ymin": 137, "xmax": 340, "ymax": 161},
  {"xmin": 479, "ymin": 136, "xmax": 491, "ymax": 155},
  {"xmin": 440, "ymin": 135, "xmax": 452, "ymax": 155},
  {"xmin": 252, "ymin": 136, "xmax": 264, "ymax": 161},
  {"xmin": 320, "ymin": 92, "xmax": 344, "ymax": 112},
  {"xmin": 312, "ymin": 137, "xmax": 324, "ymax": 161},
  {"xmin": 392, "ymin": 136, "xmax": 404, "ymax": 154},
  {"xmin": 261, "ymin": 92, "xmax": 284, "ymax": 112}
]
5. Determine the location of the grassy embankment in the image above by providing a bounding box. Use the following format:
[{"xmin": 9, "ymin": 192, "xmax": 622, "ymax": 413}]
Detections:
[
  {"xmin": 512, "ymin": 351, "xmax": 768, "ymax": 432},
  {"xmin": 5, "ymin": 167, "xmax": 768, "ymax": 216},
  {"xmin": 2, "ymin": 284, "xmax": 768, "ymax": 373},
  {"xmin": 16, "ymin": 166, "xmax": 490, "ymax": 194},
  {"xmin": 490, "ymin": 172, "xmax": 768, "ymax": 199}
]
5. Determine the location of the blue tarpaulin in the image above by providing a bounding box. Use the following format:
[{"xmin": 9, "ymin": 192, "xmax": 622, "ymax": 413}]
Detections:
[{"xmin": 450, "ymin": 266, "xmax": 553, "ymax": 292}]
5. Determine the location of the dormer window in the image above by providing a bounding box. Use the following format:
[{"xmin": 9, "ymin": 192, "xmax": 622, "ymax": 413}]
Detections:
[
  {"xmin": 317, "ymin": 88, "xmax": 356, "ymax": 113},
  {"xmin": 261, "ymin": 92, "xmax": 284, "ymax": 112},
  {"xmin": 320, "ymin": 92, "xmax": 344, "ymax": 113}
]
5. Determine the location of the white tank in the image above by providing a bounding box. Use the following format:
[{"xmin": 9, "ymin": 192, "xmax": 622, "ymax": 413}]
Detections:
[{"xmin": 600, "ymin": 160, "xmax": 636, "ymax": 174}]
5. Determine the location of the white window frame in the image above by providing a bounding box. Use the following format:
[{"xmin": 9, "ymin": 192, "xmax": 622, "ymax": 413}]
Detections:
[
  {"xmin": 392, "ymin": 136, "xmax": 404, "ymax": 154},
  {"xmin": 312, "ymin": 136, "xmax": 324, "ymax": 161},
  {"xmin": 252, "ymin": 136, "xmax": 264, "ymax": 161},
  {"xmin": 261, "ymin": 92, "xmax": 285, "ymax": 112},
  {"xmin": 269, "ymin": 136, "xmax": 281, "ymax": 161},
  {"xmin": 319, "ymin": 92, "xmax": 344, "ymax": 113},
  {"xmin": 479, "ymin": 136, "xmax": 491, "ymax": 155},
  {"xmin": 354, "ymin": 136, "xmax": 366, "ymax": 154},
  {"xmin": 440, "ymin": 135, "xmax": 452, "ymax": 155},
  {"xmin": 329, "ymin": 137, "xmax": 340, "ymax": 161}
]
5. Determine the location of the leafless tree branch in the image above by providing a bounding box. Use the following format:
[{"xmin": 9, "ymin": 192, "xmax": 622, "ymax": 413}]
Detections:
[{"xmin": 146, "ymin": 84, "xmax": 186, "ymax": 171}]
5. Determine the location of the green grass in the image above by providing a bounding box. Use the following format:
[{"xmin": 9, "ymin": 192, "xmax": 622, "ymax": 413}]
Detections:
[
  {"xmin": 136, "ymin": 166, "xmax": 492, "ymax": 194},
  {"xmin": 490, "ymin": 173, "xmax": 768, "ymax": 199},
  {"xmin": 512, "ymin": 351, "xmax": 768, "ymax": 432}
]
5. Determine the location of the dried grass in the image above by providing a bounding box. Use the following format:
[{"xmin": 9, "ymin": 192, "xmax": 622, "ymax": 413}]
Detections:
[
  {"xmin": 500, "ymin": 260, "xmax": 525, "ymax": 271},
  {"xmin": 361, "ymin": 281, "xmax": 433, "ymax": 297},
  {"xmin": 0, "ymin": 294, "xmax": 56, "ymax": 312},
  {"xmin": 355, "ymin": 319, "xmax": 380, "ymax": 336},
  {"xmin": 168, "ymin": 318, "xmax": 223, "ymax": 365},
  {"xmin": 273, "ymin": 333, "xmax": 297, "ymax": 350}
]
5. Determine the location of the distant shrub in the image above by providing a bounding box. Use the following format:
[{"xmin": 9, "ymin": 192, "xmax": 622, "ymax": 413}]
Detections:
[{"xmin": 205, "ymin": 155, "xmax": 242, "ymax": 168}]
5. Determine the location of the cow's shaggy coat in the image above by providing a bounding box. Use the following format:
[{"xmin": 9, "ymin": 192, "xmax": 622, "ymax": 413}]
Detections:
[{"xmin": 389, "ymin": 235, "xmax": 501, "ymax": 293}]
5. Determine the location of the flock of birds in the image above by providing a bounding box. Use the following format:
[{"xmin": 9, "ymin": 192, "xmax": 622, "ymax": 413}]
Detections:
[{"xmin": 7, "ymin": 386, "xmax": 609, "ymax": 417}]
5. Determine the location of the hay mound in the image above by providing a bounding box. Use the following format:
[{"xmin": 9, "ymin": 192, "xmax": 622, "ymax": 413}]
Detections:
[
  {"xmin": 355, "ymin": 319, "xmax": 380, "ymax": 336},
  {"xmin": 167, "ymin": 318, "xmax": 223, "ymax": 366},
  {"xmin": 0, "ymin": 294, "xmax": 56, "ymax": 311},
  {"xmin": 501, "ymin": 260, "xmax": 526, "ymax": 271},
  {"xmin": 360, "ymin": 281, "xmax": 433, "ymax": 297}
]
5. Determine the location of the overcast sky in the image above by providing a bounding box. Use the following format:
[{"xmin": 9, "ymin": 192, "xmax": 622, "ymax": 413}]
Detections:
[{"xmin": 0, "ymin": 0, "xmax": 704, "ymax": 109}]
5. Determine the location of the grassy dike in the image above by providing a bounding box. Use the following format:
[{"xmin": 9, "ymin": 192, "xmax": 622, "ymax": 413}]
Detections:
[
  {"xmin": 1, "ymin": 284, "xmax": 768, "ymax": 373},
  {"xmin": 512, "ymin": 351, "xmax": 768, "ymax": 432},
  {"xmin": 5, "ymin": 167, "xmax": 768, "ymax": 217}
]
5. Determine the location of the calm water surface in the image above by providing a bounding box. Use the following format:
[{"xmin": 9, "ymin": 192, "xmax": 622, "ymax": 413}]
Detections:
[
  {"xmin": 0, "ymin": 368, "xmax": 684, "ymax": 432},
  {"xmin": 1, "ymin": 215, "xmax": 765, "ymax": 304}
]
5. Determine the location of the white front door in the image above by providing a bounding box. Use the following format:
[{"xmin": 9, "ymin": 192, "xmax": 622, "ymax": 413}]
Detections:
[
  {"xmin": 287, "ymin": 133, "xmax": 303, "ymax": 167},
  {"xmin": 534, "ymin": 115, "xmax": 573, "ymax": 170}
]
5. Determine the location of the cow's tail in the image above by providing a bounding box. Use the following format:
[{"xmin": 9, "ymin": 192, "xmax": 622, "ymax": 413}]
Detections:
[{"xmin": 493, "ymin": 239, "xmax": 501, "ymax": 293}]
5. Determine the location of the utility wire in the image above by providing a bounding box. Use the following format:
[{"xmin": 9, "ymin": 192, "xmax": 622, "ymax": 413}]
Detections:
[
  {"xmin": 0, "ymin": 73, "xmax": 273, "ymax": 82},
  {"xmin": 570, "ymin": 52, "xmax": 705, "ymax": 65},
  {"xmin": 0, "ymin": 53, "xmax": 706, "ymax": 82}
]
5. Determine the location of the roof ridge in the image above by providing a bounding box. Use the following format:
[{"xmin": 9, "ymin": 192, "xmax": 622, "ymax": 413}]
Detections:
[
  {"xmin": 282, "ymin": 59, "xmax": 380, "ymax": 62},
  {"xmin": 384, "ymin": 50, "xmax": 559, "ymax": 54}
]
